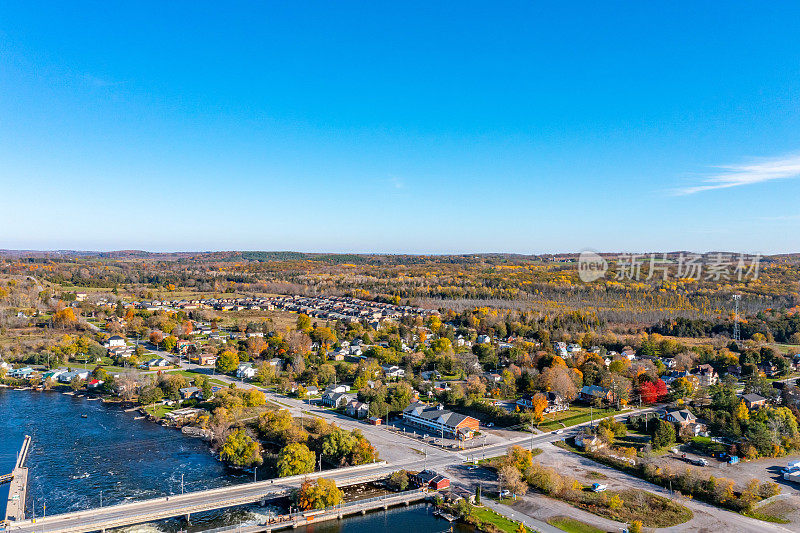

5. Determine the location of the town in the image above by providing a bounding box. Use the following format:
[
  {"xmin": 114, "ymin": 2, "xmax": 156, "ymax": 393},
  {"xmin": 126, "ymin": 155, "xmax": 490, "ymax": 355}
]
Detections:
[{"xmin": 3, "ymin": 260, "xmax": 800, "ymax": 532}]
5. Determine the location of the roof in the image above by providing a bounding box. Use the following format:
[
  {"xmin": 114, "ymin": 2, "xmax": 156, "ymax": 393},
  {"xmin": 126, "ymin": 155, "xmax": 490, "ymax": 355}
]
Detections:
[
  {"xmin": 403, "ymin": 402, "xmax": 475, "ymax": 429},
  {"xmin": 581, "ymin": 385, "xmax": 608, "ymax": 397},
  {"xmin": 743, "ymin": 393, "xmax": 767, "ymax": 403},
  {"xmin": 666, "ymin": 409, "xmax": 696, "ymax": 423}
]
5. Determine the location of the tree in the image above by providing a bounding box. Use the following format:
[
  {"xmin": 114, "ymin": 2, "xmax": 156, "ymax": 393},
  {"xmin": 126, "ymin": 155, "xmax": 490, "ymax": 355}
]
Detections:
[
  {"xmin": 296, "ymin": 313, "xmax": 311, "ymax": 332},
  {"xmin": 531, "ymin": 393, "xmax": 548, "ymax": 424},
  {"xmin": 293, "ymin": 478, "xmax": 343, "ymax": 510},
  {"xmin": 53, "ymin": 307, "xmax": 78, "ymax": 327},
  {"xmin": 139, "ymin": 384, "xmax": 164, "ymax": 407},
  {"xmin": 277, "ymin": 442, "xmax": 315, "ymax": 477},
  {"xmin": 652, "ymin": 419, "xmax": 676, "ymax": 449},
  {"xmin": 220, "ymin": 429, "xmax": 263, "ymax": 468},
  {"xmin": 639, "ymin": 379, "xmax": 668, "ymax": 404},
  {"xmin": 475, "ymin": 484, "xmax": 481, "ymax": 505},
  {"xmin": 244, "ymin": 388, "xmax": 266, "ymax": 407},
  {"xmin": 163, "ymin": 335, "xmax": 178, "ymax": 353},
  {"xmin": 216, "ymin": 350, "xmax": 240, "ymax": 374},
  {"xmin": 629, "ymin": 520, "xmax": 643, "ymax": 533},
  {"xmin": 498, "ymin": 465, "xmax": 527, "ymax": 498},
  {"xmin": 388, "ymin": 470, "xmax": 409, "ymax": 491},
  {"xmin": 736, "ymin": 400, "xmax": 750, "ymax": 421}
]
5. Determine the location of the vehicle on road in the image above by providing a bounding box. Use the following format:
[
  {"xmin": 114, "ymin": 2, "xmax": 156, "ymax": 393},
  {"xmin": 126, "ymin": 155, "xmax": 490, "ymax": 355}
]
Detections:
[
  {"xmin": 499, "ymin": 489, "xmax": 511, "ymax": 497},
  {"xmin": 485, "ymin": 422, "xmax": 494, "ymax": 428},
  {"xmin": 591, "ymin": 483, "xmax": 607, "ymax": 492},
  {"xmin": 691, "ymin": 458, "xmax": 709, "ymax": 466}
]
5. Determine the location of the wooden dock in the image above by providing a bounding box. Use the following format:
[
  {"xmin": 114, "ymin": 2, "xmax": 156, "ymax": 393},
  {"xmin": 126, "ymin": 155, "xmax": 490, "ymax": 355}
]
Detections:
[{"xmin": 4, "ymin": 435, "xmax": 32, "ymax": 523}]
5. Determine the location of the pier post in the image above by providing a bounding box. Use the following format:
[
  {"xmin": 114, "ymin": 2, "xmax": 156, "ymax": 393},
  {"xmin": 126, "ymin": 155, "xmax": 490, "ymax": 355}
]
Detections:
[{"xmin": 185, "ymin": 512, "xmax": 191, "ymax": 524}]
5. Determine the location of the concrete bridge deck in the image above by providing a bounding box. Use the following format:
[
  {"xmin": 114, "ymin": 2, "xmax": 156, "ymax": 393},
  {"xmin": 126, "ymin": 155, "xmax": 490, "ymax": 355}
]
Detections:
[
  {"xmin": 4, "ymin": 435, "xmax": 31, "ymax": 523},
  {"xmin": 5, "ymin": 461, "xmax": 397, "ymax": 533}
]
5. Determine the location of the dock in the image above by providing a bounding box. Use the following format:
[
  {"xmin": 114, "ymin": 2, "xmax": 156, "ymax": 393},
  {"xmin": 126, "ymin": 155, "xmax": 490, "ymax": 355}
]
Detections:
[{"xmin": 4, "ymin": 435, "xmax": 32, "ymax": 523}]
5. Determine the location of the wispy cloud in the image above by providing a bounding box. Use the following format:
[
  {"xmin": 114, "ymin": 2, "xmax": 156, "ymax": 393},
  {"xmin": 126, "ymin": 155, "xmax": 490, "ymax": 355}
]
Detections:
[
  {"xmin": 676, "ymin": 153, "xmax": 800, "ymax": 195},
  {"xmin": 388, "ymin": 176, "xmax": 405, "ymax": 190}
]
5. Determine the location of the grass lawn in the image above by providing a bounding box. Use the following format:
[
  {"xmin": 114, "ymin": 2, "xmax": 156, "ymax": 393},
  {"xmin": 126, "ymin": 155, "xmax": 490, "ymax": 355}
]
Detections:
[
  {"xmin": 142, "ymin": 403, "xmax": 176, "ymax": 419},
  {"xmin": 470, "ymin": 506, "xmax": 533, "ymax": 533},
  {"xmin": 547, "ymin": 516, "xmax": 605, "ymax": 533},
  {"xmin": 537, "ymin": 406, "xmax": 623, "ymax": 431}
]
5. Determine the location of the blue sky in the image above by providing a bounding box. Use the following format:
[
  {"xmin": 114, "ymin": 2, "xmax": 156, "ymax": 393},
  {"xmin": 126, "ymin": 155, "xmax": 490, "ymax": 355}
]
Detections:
[{"xmin": 1, "ymin": 2, "xmax": 800, "ymax": 254}]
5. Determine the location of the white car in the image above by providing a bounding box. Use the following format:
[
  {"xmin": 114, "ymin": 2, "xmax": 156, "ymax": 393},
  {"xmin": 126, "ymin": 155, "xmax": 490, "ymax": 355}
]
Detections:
[{"xmin": 499, "ymin": 489, "xmax": 511, "ymax": 498}]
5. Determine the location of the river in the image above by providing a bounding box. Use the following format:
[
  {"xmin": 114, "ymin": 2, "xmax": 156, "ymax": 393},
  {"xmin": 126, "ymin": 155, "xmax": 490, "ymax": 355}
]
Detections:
[{"xmin": 0, "ymin": 389, "xmax": 475, "ymax": 532}]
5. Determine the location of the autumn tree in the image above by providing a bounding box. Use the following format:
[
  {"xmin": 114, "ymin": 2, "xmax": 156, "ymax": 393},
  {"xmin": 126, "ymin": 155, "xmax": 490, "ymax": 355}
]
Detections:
[
  {"xmin": 216, "ymin": 350, "xmax": 240, "ymax": 374},
  {"xmin": 220, "ymin": 429, "xmax": 263, "ymax": 468},
  {"xmin": 277, "ymin": 442, "xmax": 315, "ymax": 477},
  {"xmin": 531, "ymin": 393, "xmax": 548, "ymax": 424}
]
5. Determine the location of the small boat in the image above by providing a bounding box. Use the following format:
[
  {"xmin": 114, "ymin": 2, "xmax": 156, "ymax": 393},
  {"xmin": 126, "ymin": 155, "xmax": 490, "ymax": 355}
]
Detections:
[{"xmin": 81, "ymin": 414, "xmax": 88, "ymax": 418}]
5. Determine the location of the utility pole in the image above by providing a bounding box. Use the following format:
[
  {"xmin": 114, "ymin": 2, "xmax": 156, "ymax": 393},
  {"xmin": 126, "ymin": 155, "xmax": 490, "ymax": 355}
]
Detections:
[
  {"xmin": 530, "ymin": 419, "xmax": 535, "ymax": 450},
  {"xmin": 733, "ymin": 295, "xmax": 742, "ymax": 347},
  {"xmin": 181, "ymin": 473, "xmax": 184, "ymax": 494}
]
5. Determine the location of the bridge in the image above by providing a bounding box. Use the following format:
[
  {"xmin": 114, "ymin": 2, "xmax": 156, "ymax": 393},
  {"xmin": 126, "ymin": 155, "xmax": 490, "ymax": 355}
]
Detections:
[
  {"xmin": 4, "ymin": 435, "xmax": 31, "ymax": 524},
  {"xmin": 4, "ymin": 460, "xmax": 411, "ymax": 533},
  {"xmin": 202, "ymin": 488, "xmax": 431, "ymax": 533}
]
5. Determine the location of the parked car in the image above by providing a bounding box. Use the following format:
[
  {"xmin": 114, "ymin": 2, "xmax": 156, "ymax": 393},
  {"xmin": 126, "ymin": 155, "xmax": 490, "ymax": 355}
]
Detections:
[
  {"xmin": 499, "ymin": 489, "xmax": 511, "ymax": 498},
  {"xmin": 691, "ymin": 458, "xmax": 709, "ymax": 467},
  {"xmin": 485, "ymin": 422, "xmax": 494, "ymax": 428},
  {"xmin": 591, "ymin": 483, "xmax": 607, "ymax": 492}
]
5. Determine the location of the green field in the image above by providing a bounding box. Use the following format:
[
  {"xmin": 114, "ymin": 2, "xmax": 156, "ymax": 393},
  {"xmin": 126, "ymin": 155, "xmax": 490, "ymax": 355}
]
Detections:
[
  {"xmin": 547, "ymin": 516, "xmax": 605, "ymax": 533},
  {"xmin": 470, "ymin": 506, "xmax": 533, "ymax": 533},
  {"xmin": 537, "ymin": 406, "xmax": 623, "ymax": 431}
]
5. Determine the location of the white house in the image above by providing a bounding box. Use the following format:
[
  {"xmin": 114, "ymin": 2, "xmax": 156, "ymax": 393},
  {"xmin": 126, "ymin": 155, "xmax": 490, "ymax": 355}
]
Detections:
[
  {"xmin": 236, "ymin": 363, "xmax": 257, "ymax": 380},
  {"xmin": 106, "ymin": 335, "xmax": 126, "ymax": 348}
]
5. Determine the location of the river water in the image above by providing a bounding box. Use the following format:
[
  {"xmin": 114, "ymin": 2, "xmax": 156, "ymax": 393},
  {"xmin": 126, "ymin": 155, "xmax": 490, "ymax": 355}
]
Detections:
[{"xmin": 0, "ymin": 389, "xmax": 474, "ymax": 532}]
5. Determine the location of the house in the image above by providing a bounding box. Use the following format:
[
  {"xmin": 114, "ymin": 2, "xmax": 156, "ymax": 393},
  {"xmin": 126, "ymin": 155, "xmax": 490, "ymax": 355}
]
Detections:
[
  {"xmin": 106, "ymin": 335, "xmax": 126, "ymax": 348},
  {"xmin": 176, "ymin": 340, "xmax": 196, "ymax": 355},
  {"xmin": 476, "ymin": 335, "xmax": 491, "ymax": 344},
  {"xmin": 580, "ymin": 385, "xmax": 613, "ymax": 404},
  {"xmin": 621, "ymin": 348, "xmax": 637, "ymax": 361},
  {"xmin": 345, "ymin": 399, "xmax": 370, "ymax": 419},
  {"xmin": 664, "ymin": 409, "xmax": 697, "ymax": 427},
  {"xmin": 411, "ymin": 469, "xmax": 450, "ymax": 490},
  {"xmin": 87, "ymin": 378, "xmax": 104, "ymax": 390},
  {"xmin": 321, "ymin": 391, "xmax": 357, "ymax": 408},
  {"xmin": 236, "ymin": 363, "xmax": 257, "ymax": 380},
  {"xmin": 484, "ymin": 373, "xmax": 502, "ymax": 384},
  {"xmin": 197, "ymin": 354, "xmax": 217, "ymax": 366},
  {"xmin": 727, "ymin": 365, "xmax": 742, "ymax": 378},
  {"xmin": 516, "ymin": 392, "xmax": 568, "ymax": 413},
  {"xmin": 695, "ymin": 364, "xmax": 718, "ymax": 387},
  {"xmin": 305, "ymin": 386, "xmax": 320, "ymax": 396},
  {"xmin": 420, "ymin": 370, "xmax": 442, "ymax": 381},
  {"xmin": 368, "ymin": 416, "xmax": 383, "ymax": 425},
  {"xmin": 325, "ymin": 384, "xmax": 351, "ymax": 394},
  {"xmin": 382, "ymin": 365, "xmax": 405, "ymax": 379},
  {"xmin": 8, "ymin": 367, "xmax": 34, "ymax": 379},
  {"xmin": 758, "ymin": 362, "xmax": 779, "ymax": 378},
  {"xmin": 58, "ymin": 370, "xmax": 90, "ymax": 383},
  {"xmin": 143, "ymin": 358, "xmax": 171, "ymax": 369},
  {"xmin": 743, "ymin": 393, "xmax": 768, "ymax": 410},
  {"xmin": 180, "ymin": 386, "xmax": 202, "ymax": 400},
  {"xmin": 41, "ymin": 369, "xmax": 67, "ymax": 381},
  {"xmin": 267, "ymin": 358, "xmax": 283, "ymax": 370},
  {"xmin": 401, "ymin": 402, "xmax": 479, "ymax": 440}
]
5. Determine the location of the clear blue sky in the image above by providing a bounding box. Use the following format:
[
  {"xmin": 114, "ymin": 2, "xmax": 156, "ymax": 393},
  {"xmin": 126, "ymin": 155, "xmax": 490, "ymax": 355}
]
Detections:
[{"xmin": 2, "ymin": 2, "xmax": 800, "ymax": 254}]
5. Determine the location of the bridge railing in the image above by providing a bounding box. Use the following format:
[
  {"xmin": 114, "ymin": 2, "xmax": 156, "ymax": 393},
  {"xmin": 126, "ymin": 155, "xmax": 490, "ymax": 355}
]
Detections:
[{"xmin": 198, "ymin": 488, "xmax": 428, "ymax": 533}]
